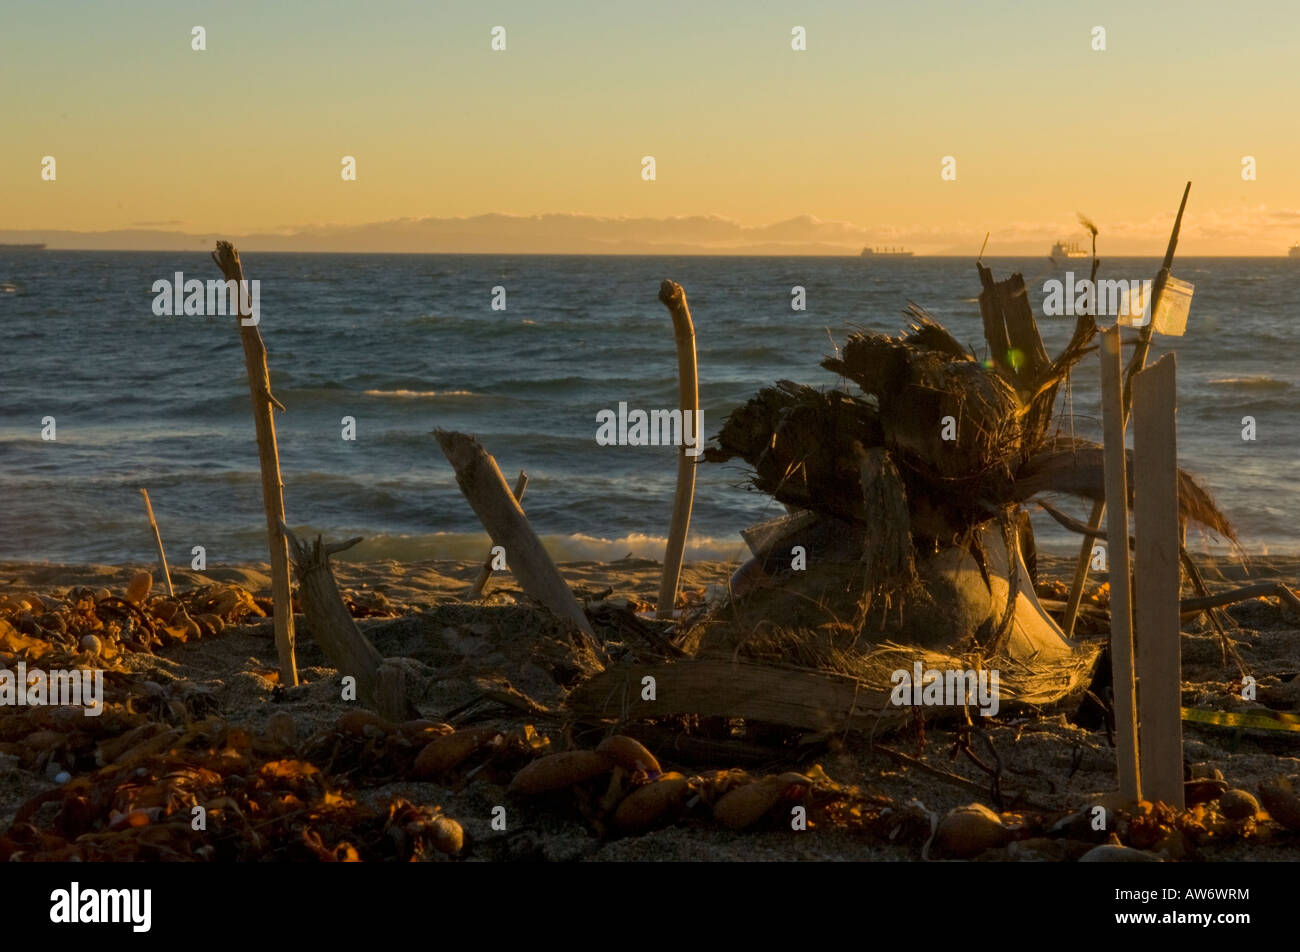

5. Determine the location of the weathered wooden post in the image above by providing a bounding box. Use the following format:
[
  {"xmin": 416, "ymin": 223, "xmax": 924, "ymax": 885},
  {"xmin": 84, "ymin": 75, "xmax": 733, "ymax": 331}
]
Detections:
[
  {"xmin": 1132, "ymin": 354, "xmax": 1185, "ymax": 808},
  {"xmin": 1099, "ymin": 326, "xmax": 1142, "ymax": 802},
  {"xmin": 212, "ymin": 241, "xmax": 298, "ymax": 686},
  {"xmin": 656, "ymin": 280, "xmax": 699, "ymax": 619}
]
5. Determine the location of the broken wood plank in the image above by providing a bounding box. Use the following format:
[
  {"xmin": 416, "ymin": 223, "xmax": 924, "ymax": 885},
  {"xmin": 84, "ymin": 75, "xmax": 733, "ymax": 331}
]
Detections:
[
  {"xmin": 467, "ymin": 469, "xmax": 528, "ymax": 598},
  {"xmin": 1099, "ymin": 325, "xmax": 1142, "ymax": 803},
  {"xmin": 282, "ymin": 526, "xmax": 418, "ymax": 722},
  {"xmin": 435, "ymin": 429, "xmax": 599, "ymax": 646},
  {"xmin": 1132, "ymin": 353, "xmax": 1184, "ymax": 810}
]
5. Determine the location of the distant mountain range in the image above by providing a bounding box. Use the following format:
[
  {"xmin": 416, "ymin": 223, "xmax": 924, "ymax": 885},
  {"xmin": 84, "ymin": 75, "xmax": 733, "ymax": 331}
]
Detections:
[{"xmin": 0, "ymin": 212, "xmax": 1289, "ymax": 256}]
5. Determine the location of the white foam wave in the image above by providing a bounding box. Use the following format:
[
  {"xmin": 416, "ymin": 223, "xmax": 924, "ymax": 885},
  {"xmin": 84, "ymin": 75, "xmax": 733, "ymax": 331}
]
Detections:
[
  {"xmin": 1207, "ymin": 376, "xmax": 1290, "ymax": 391},
  {"xmin": 362, "ymin": 389, "xmax": 476, "ymax": 398},
  {"xmin": 334, "ymin": 530, "xmax": 745, "ymax": 564}
]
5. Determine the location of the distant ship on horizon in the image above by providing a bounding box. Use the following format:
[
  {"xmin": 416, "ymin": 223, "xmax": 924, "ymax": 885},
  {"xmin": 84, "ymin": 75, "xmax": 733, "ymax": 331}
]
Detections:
[
  {"xmin": 860, "ymin": 246, "xmax": 913, "ymax": 257},
  {"xmin": 0, "ymin": 243, "xmax": 46, "ymax": 250},
  {"xmin": 1049, "ymin": 240, "xmax": 1089, "ymax": 263},
  {"xmin": 1290, "ymin": 244, "xmax": 1300, "ymax": 257}
]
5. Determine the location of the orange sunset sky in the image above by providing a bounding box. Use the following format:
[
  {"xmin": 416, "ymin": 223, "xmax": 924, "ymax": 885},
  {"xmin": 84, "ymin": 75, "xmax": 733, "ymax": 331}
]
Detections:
[{"xmin": 4, "ymin": 1, "xmax": 1300, "ymax": 254}]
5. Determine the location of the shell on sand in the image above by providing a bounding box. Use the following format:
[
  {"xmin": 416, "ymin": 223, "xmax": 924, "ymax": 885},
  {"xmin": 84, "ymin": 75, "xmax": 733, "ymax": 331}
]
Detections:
[
  {"xmin": 125, "ymin": 572, "xmax": 152, "ymax": 605},
  {"xmin": 596, "ymin": 735, "xmax": 661, "ymax": 775},
  {"xmin": 934, "ymin": 803, "xmax": 1012, "ymax": 857},
  {"xmin": 1218, "ymin": 789, "xmax": 1259, "ymax": 820},
  {"xmin": 712, "ymin": 773, "xmax": 807, "ymax": 830},
  {"xmin": 431, "ymin": 816, "xmax": 464, "ymax": 854},
  {"xmin": 412, "ymin": 727, "xmax": 500, "ymax": 778},
  {"xmin": 509, "ymin": 750, "xmax": 612, "ymax": 797},
  {"xmin": 614, "ymin": 773, "xmax": 690, "ymax": 832}
]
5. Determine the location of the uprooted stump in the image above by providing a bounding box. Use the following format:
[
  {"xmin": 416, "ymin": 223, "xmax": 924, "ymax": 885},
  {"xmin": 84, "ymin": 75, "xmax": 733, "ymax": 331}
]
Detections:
[
  {"xmin": 588, "ymin": 270, "xmax": 1234, "ymax": 738},
  {"xmin": 283, "ymin": 525, "xmax": 420, "ymax": 722}
]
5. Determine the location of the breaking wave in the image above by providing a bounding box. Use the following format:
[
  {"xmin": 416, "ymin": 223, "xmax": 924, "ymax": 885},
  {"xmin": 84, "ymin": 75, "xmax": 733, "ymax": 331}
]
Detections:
[
  {"xmin": 362, "ymin": 389, "xmax": 476, "ymax": 398},
  {"xmin": 1206, "ymin": 375, "xmax": 1291, "ymax": 391},
  {"xmin": 331, "ymin": 530, "xmax": 746, "ymax": 564}
]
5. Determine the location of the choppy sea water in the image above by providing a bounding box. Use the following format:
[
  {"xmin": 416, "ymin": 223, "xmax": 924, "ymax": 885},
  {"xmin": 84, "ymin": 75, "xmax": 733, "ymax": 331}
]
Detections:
[{"xmin": 0, "ymin": 251, "xmax": 1296, "ymax": 565}]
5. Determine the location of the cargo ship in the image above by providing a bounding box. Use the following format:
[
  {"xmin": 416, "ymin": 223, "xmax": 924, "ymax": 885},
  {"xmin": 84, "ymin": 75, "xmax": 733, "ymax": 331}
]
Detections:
[
  {"xmin": 860, "ymin": 247, "xmax": 913, "ymax": 257},
  {"xmin": 1289, "ymin": 244, "xmax": 1299, "ymax": 258},
  {"xmin": 1049, "ymin": 240, "xmax": 1088, "ymax": 263},
  {"xmin": 0, "ymin": 243, "xmax": 46, "ymax": 250}
]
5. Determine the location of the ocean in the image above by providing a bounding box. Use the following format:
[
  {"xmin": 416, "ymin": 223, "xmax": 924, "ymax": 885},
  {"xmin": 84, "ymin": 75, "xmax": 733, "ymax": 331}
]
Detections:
[{"xmin": 0, "ymin": 251, "xmax": 1296, "ymax": 566}]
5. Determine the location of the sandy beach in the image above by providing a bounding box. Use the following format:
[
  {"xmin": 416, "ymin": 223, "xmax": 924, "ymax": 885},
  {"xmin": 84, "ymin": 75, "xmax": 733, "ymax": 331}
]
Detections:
[{"xmin": 3, "ymin": 551, "xmax": 1297, "ymax": 862}]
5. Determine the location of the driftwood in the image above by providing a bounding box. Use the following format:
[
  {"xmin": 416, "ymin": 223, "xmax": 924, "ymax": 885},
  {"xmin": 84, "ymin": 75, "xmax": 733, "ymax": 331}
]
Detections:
[
  {"xmin": 212, "ymin": 241, "xmax": 298, "ymax": 686},
  {"xmin": 568, "ymin": 659, "xmax": 896, "ymax": 733},
  {"xmin": 1132, "ymin": 355, "xmax": 1185, "ymax": 809},
  {"xmin": 1042, "ymin": 499, "xmax": 1284, "ymax": 625},
  {"xmin": 1179, "ymin": 581, "xmax": 1300, "ymax": 615},
  {"xmin": 138, "ymin": 488, "xmax": 173, "ymax": 598},
  {"xmin": 282, "ymin": 525, "xmax": 418, "ymax": 722},
  {"xmin": 435, "ymin": 430, "xmax": 599, "ymax": 650},
  {"xmin": 656, "ymin": 280, "xmax": 699, "ymax": 619},
  {"xmin": 1100, "ymin": 326, "xmax": 1141, "ymax": 802},
  {"xmin": 467, "ymin": 469, "xmax": 528, "ymax": 598}
]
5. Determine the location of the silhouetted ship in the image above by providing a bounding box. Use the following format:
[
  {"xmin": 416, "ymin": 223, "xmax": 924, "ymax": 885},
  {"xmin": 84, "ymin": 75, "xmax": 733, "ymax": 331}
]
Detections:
[
  {"xmin": 0, "ymin": 243, "xmax": 46, "ymax": 250},
  {"xmin": 1049, "ymin": 240, "xmax": 1088, "ymax": 263},
  {"xmin": 1290, "ymin": 244, "xmax": 1300, "ymax": 258},
  {"xmin": 860, "ymin": 247, "xmax": 913, "ymax": 257}
]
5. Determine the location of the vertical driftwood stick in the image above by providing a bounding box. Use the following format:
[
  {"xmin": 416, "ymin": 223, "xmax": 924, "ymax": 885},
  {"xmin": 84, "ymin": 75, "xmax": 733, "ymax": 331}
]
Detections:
[
  {"xmin": 436, "ymin": 430, "xmax": 597, "ymax": 643},
  {"xmin": 212, "ymin": 241, "xmax": 298, "ymax": 686},
  {"xmin": 1062, "ymin": 182, "xmax": 1191, "ymax": 637},
  {"xmin": 656, "ymin": 280, "xmax": 699, "ymax": 619},
  {"xmin": 468, "ymin": 470, "xmax": 528, "ymax": 597},
  {"xmin": 139, "ymin": 488, "xmax": 174, "ymax": 598},
  {"xmin": 1132, "ymin": 355, "xmax": 1184, "ymax": 808},
  {"xmin": 1100, "ymin": 327, "xmax": 1141, "ymax": 802}
]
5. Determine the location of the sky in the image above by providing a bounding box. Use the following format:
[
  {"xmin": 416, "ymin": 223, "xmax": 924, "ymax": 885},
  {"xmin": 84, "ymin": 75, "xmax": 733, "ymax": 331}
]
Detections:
[{"xmin": 4, "ymin": 0, "xmax": 1300, "ymax": 254}]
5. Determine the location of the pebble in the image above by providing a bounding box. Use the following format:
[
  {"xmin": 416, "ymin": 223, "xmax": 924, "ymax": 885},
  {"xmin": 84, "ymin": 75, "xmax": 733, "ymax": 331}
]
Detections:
[
  {"xmin": 1219, "ymin": 788, "xmax": 1259, "ymax": 820},
  {"xmin": 934, "ymin": 803, "xmax": 1012, "ymax": 858}
]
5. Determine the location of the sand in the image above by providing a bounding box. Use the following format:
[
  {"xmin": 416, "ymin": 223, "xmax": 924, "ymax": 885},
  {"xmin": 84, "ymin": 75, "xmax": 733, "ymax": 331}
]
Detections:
[{"xmin": 2, "ymin": 553, "xmax": 1298, "ymax": 861}]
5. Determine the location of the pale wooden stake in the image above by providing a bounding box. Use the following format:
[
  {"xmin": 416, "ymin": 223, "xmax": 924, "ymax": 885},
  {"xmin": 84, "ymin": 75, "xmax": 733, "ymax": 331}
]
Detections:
[
  {"xmin": 1099, "ymin": 326, "xmax": 1141, "ymax": 802},
  {"xmin": 656, "ymin": 280, "xmax": 699, "ymax": 619},
  {"xmin": 1062, "ymin": 182, "xmax": 1191, "ymax": 638},
  {"xmin": 139, "ymin": 488, "xmax": 174, "ymax": 597},
  {"xmin": 212, "ymin": 241, "xmax": 298, "ymax": 686},
  {"xmin": 435, "ymin": 430, "xmax": 598, "ymax": 647},
  {"xmin": 1132, "ymin": 354, "xmax": 1185, "ymax": 808},
  {"xmin": 467, "ymin": 470, "xmax": 528, "ymax": 598}
]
